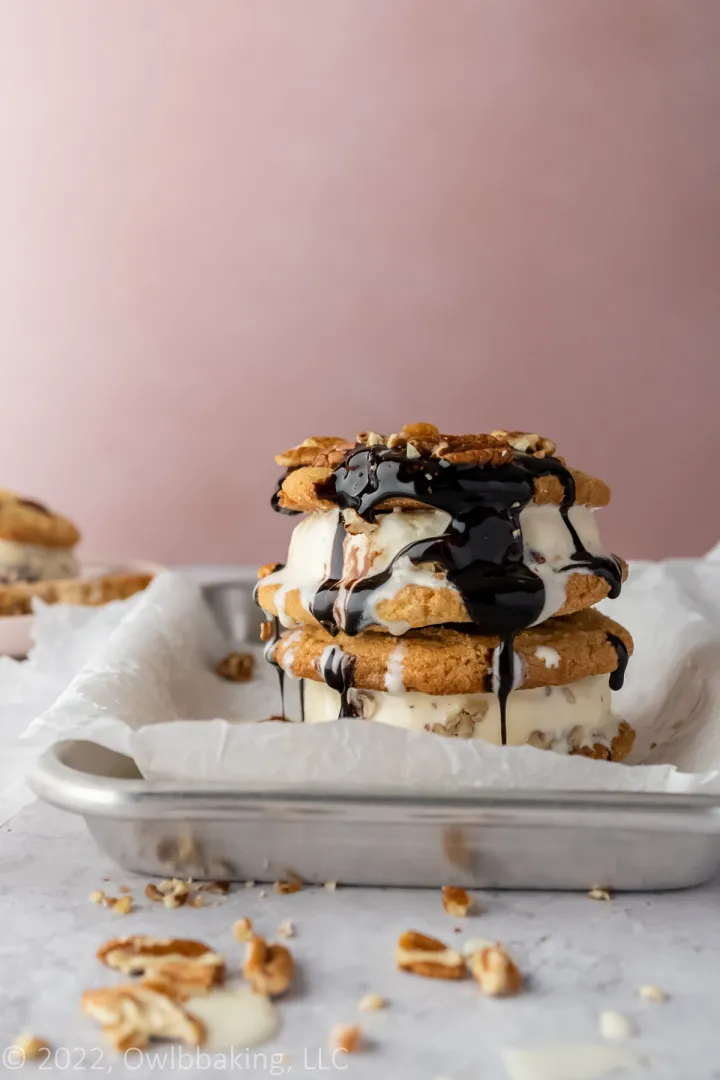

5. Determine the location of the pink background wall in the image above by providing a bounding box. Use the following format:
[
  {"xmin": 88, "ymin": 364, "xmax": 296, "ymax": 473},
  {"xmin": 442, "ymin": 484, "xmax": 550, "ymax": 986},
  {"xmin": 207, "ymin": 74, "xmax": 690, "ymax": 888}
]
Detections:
[{"xmin": 1, "ymin": 1, "xmax": 719, "ymax": 565}]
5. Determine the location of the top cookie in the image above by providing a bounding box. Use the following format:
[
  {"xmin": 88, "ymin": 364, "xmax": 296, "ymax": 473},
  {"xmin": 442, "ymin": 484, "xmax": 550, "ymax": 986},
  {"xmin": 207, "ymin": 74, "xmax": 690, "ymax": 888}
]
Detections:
[
  {"xmin": 0, "ymin": 489, "xmax": 80, "ymax": 548},
  {"xmin": 273, "ymin": 425, "xmax": 610, "ymax": 514}
]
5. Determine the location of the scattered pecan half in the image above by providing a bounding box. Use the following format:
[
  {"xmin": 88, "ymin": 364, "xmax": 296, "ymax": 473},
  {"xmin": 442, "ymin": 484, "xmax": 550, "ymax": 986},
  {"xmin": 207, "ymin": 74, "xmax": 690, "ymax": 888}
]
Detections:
[
  {"xmin": 395, "ymin": 930, "xmax": 466, "ymax": 979},
  {"xmin": 467, "ymin": 942, "xmax": 523, "ymax": 996},
  {"xmin": 97, "ymin": 935, "xmax": 225, "ymax": 995},
  {"xmin": 82, "ymin": 982, "xmax": 205, "ymax": 1052},
  {"xmin": 243, "ymin": 936, "xmax": 294, "ymax": 996}
]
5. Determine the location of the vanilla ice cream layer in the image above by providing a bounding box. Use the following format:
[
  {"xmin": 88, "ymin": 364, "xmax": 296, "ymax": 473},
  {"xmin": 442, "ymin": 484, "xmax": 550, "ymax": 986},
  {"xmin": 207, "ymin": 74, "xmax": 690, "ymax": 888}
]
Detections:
[
  {"xmin": 0, "ymin": 540, "xmax": 79, "ymax": 583},
  {"xmin": 259, "ymin": 503, "xmax": 608, "ymax": 633},
  {"xmin": 303, "ymin": 673, "xmax": 618, "ymax": 752}
]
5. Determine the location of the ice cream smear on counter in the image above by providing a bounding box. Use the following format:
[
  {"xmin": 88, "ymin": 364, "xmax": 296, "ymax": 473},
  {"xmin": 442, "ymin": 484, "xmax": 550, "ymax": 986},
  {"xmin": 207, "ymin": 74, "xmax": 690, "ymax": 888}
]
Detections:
[
  {"xmin": 500, "ymin": 1042, "xmax": 642, "ymax": 1080},
  {"xmin": 188, "ymin": 987, "xmax": 280, "ymax": 1051}
]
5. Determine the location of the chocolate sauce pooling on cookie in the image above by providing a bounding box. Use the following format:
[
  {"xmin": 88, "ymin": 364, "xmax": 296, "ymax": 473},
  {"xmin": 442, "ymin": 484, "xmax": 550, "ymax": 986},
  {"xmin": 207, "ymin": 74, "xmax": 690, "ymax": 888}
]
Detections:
[
  {"xmin": 308, "ymin": 444, "xmax": 624, "ymax": 743},
  {"xmin": 314, "ymin": 445, "xmax": 622, "ymax": 633}
]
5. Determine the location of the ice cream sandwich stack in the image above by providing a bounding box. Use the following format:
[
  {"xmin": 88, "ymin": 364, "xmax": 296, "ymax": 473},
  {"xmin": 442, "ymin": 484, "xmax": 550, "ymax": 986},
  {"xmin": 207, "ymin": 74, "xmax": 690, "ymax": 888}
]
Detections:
[
  {"xmin": 256, "ymin": 424, "xmax": 634, "ymax": 760},
  {"xmin": 0, "ymin": 489, "xmax": 152, "ymax": 616}
]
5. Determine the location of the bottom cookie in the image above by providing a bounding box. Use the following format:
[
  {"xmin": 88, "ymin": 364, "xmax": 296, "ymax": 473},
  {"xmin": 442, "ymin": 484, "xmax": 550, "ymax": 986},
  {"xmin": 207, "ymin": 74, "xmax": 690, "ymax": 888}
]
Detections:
[{"xmin": 301, "ymin": 676, "xmax": 635, "ymax": 761}]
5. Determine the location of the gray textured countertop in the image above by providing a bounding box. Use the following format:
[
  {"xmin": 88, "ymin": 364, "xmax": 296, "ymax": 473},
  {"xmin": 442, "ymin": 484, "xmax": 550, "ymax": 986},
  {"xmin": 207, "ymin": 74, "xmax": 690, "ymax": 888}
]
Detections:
[{"xmin": 1, "ymin": 800, "xmax": 718, "ymax": 1079}]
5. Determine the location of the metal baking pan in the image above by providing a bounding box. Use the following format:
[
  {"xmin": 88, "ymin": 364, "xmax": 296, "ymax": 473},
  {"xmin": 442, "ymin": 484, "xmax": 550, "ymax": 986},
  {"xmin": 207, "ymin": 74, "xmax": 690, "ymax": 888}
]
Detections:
[
  {"xmin": 28, "ymin": 576, "xmax": 720, "ymax": 891},
  {"xmin": 29, "ymin": 739, "xmax": 720, "ymax": 890}
]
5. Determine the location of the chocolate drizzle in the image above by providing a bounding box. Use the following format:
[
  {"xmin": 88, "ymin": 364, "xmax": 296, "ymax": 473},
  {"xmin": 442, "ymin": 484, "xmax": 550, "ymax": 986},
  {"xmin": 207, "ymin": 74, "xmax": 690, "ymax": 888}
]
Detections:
[
  {"xmin": 319, "ymin": 645, "xmax": 358, "ymax": 718},
  {"xmin": 606, "ymin": 633, "xmax": 629, "ymax": 691},
  {"xmin": 262, "ymin": 616, "xmax": 311, "ymax": 723},
  {"xmin": 494, "ymin": 634, "xmax": 517, "ymax": 747},
  {"xmin": 312, "ymin": 446, "xmax": 622, "ymax": 637},
  {"xmin": 307, "ymin": 444, "xmax": 624, "ymax": 743},
  {"xmin": 559, "ymin": 510, "xmax": 622, "ymax": 599},
  {"xmin": 310, "ymin": 516, "xmax": 346, "ymax": 632}
]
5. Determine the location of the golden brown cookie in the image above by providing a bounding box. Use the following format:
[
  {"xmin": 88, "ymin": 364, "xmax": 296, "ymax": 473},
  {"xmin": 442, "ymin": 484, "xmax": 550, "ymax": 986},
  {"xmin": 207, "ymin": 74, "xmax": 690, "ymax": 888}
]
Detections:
[
  {"xmin": 0, "ymin": 489, "xmax": 80, "ymax": 547},
  {"xmin": 272, "ymin": 425, "xmax": 611, "ymax": 514},
  {"xmin": 271, "ymin": 608, "xmax": 633, "ymax": 696},
  {"xmin": 256, "ymin": 559, "xmax": 628, "ymax": 633},
  {"xmin": 0, "ymin": 572, "xmax": 153, "ymax": 617}
]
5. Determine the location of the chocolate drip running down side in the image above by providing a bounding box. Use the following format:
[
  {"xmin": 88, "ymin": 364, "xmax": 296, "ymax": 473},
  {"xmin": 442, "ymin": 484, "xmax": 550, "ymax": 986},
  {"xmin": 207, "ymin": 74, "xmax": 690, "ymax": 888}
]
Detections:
[
  {"xmin": 319, "ymin": 645, "xmax": 359, "ymax": 719},
  {"xmin": 262, "ymin": 615, "xmax": 309, "ymax": 723},
  {"xmin": 310, "ymin": 516, "xmax": 346, "ymax": 633},
  {"xmin": 306, "ymin": 444, "xmax": 625, "ymax": 744},
  {"xmin": 560, "ymin": 510, "xmax": 623, "ymax": 600},
  {"xmin": 494, "ymin": 634, "xmax": 517, "ymax": 747},
  {"xmin": 606, "ymin": 633, "xmax": 629, "ymax": 691}
]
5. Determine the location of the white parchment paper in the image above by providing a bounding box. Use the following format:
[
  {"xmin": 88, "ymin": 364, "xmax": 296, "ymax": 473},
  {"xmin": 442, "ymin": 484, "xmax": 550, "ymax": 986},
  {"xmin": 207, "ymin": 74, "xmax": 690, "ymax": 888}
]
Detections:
[{"xmin": 17, "ymin": 560, "xmax": 720, "ymax": 794}]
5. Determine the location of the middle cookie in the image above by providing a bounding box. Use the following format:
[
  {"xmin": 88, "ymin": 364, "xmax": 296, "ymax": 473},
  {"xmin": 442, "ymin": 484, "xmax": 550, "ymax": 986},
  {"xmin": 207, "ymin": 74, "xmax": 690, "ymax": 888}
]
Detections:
[{"xmin": 257, "ymin": 506, "xmax": 626, "ymax": 636}]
